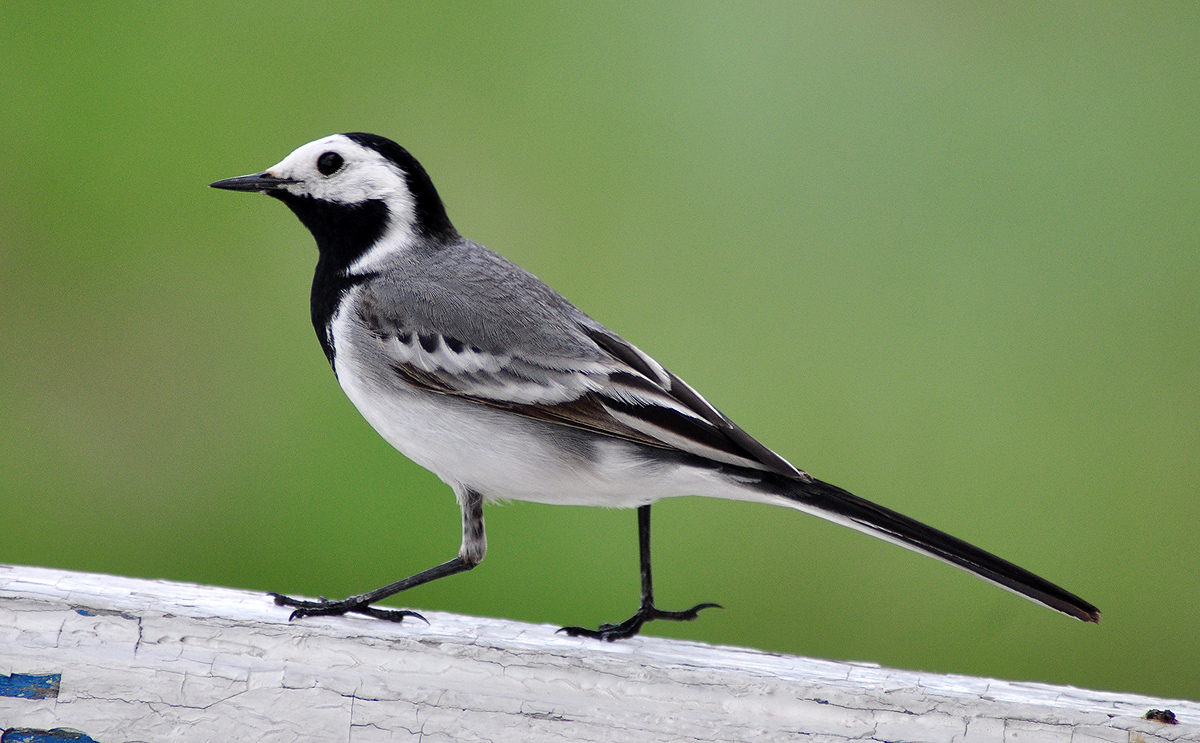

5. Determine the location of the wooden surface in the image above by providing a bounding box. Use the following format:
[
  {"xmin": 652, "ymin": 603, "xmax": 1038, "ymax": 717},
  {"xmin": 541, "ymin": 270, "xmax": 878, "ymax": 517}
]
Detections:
[{"xmin": 1, "ymin": 564, "xmax": 1195, "ymax": 742}]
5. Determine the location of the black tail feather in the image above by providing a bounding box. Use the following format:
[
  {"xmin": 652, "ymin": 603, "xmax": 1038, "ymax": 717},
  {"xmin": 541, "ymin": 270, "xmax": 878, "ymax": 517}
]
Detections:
[{"xmin": 778, "ymin": 476, "xmax": 1100, "ymax": 623}]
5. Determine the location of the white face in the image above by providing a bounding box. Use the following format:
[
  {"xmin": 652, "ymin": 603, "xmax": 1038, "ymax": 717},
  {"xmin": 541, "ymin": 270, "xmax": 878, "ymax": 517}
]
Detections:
[{"xmin": 266, "ymin": 134, "xmax": 417, "ymax": 220}]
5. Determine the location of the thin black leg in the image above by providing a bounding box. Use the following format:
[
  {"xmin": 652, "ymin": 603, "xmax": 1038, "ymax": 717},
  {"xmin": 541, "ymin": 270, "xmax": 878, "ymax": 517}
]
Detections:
[
  {"xmin": 271, "ymin": 488, "xmax": 486, "ymax": 623},
  {"xmin": 559, "ymin": 504, "xmax": 721, "ymax": 641}
]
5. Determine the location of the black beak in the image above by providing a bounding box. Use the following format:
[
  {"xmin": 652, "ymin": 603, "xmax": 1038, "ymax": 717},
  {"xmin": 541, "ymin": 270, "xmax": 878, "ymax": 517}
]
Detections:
[{"xmin": 209, "ymin": 172, "xmax": 299, "ymax": 192}]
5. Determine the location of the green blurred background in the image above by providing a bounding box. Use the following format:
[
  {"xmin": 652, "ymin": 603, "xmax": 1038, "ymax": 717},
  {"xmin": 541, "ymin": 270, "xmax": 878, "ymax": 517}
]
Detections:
[{"xmin": 3, "ymin": 3, "xmax": 1197, "ymax": 701}]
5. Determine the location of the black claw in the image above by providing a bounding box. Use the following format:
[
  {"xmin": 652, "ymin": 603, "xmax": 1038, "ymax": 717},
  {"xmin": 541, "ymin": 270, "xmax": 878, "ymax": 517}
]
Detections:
[
  {"xmin": 651, "ymin": 602, "xmax": 723, "ymax": 621},
  {"xmin": 353, "ymin": 604, "xmax": 428, "ymax": 624},
  {"xmin": 558, "ymin": 601, "xmax": 722, "ymax": 641},
  {"xmin": 273, "ymin": 593, "xmax": 314, "ymax": 609}
]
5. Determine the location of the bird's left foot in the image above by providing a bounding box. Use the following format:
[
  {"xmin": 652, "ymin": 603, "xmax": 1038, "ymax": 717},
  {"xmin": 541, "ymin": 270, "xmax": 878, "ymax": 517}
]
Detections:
[
  {"xmin": 269, "ymin": 592, "xmax": 427, "ymax": 623},
  {"xmin": 558, "ymin": 601, "xmax": 722, "ymax": 641}
]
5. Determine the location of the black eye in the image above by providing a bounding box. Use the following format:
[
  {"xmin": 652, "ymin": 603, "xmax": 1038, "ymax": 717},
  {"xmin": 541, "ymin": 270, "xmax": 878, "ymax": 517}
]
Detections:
[{"xmin": 316, "ymin": 151, "xmax": 344, "ymax": 176}]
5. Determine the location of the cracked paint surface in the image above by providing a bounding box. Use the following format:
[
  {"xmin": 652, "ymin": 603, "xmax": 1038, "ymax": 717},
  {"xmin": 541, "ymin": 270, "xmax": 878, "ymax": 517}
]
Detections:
[{"xmin": 0, "ymin": 565, "xmax": 1197, "ymax": 742}]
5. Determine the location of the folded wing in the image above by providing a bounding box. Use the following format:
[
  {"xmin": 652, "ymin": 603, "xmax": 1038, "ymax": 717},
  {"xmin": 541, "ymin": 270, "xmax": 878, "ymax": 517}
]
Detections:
[{"xmin": 354, "ymin": 298, "xmax": 803, "ymax": 478}]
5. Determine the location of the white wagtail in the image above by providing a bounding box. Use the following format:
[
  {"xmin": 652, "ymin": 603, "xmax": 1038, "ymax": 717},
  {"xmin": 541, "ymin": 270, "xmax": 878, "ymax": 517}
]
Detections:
[{"xmin": 211, "ymin": 133, "xmax": 1100, "ymax": 639}]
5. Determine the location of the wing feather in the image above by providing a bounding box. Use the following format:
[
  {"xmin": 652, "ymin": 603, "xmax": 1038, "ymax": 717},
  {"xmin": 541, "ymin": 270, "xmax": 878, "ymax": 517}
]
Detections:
[{"xmin": 359, "ymin": 303, "xmax": 803, "ymax": 478}]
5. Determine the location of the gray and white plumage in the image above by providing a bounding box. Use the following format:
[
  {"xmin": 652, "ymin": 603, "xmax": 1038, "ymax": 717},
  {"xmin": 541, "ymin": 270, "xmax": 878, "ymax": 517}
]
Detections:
[{"xmin": 211, "ymin": 133, "xmax": 1100, "ymax": 629}]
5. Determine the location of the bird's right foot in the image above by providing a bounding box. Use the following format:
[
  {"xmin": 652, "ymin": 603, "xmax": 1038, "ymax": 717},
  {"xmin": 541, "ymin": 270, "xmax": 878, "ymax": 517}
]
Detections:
[{"xmin": 269, "ymin": 592, "xmax": 427, "ymax": 623}]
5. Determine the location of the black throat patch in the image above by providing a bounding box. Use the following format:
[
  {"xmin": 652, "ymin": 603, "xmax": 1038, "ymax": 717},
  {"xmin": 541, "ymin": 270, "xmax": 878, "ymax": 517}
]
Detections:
[{"xmin": 271, "ymin": 192, "xmax": 389, "ymax": 366}]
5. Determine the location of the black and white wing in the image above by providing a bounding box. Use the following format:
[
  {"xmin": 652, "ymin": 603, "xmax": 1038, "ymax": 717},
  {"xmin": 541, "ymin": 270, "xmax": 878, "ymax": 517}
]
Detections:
[{"xmin": 352, "ymin": 284, "xmax": 806, "ymax": 480}]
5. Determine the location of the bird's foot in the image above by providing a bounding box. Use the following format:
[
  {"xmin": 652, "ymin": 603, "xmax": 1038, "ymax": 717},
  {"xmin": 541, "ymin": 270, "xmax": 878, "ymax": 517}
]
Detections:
[
  {"xmin": 269, "ymin": 592, "xmax": 427, "ymax": 624},
  {"xmin": 558, "ymin": 601, "xmax": 722, "ymax": 641}
]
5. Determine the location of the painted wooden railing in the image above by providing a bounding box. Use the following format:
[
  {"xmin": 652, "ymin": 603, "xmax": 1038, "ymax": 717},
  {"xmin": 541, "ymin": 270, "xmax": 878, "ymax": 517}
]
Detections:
[{"xmin": 1, "ymin": 565, "xmax": 1194, "ymax": 742}]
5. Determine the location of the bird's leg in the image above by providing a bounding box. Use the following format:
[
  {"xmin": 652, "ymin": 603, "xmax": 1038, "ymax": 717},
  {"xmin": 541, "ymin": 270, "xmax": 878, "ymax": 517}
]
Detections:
[
  {"xmin": 559, "ymin": 504, "xmax": 721, "ymax": 641},
  {"xmin": 271, "ymin": 488, "xmax": 486, "ymax": 623}
]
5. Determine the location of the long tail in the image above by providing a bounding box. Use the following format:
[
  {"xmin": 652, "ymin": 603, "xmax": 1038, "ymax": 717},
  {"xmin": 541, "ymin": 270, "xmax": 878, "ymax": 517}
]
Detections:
[{"xmin": 772, "ymin": 475, "xmax": 1100, "ymax": 623}]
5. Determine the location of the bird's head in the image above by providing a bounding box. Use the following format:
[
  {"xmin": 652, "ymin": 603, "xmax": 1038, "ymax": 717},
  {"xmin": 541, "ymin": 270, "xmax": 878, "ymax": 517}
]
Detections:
[{"xmin": 212, "ymin": 133, "xmax": 457, "ymax": 267}]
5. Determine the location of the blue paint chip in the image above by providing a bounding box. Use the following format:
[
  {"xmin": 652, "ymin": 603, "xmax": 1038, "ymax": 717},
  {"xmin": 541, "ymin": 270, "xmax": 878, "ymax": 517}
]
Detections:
[
  {"xmin": 74, "ymin": 609, "xmax": 97, "ymax": 617},
  {"xmin": 0, "ymin": 674, "xmax": 61, "ymax": 700},
  {"xmin": 2, "ymin": 729, "xmax": 100, "ymax": 743}
]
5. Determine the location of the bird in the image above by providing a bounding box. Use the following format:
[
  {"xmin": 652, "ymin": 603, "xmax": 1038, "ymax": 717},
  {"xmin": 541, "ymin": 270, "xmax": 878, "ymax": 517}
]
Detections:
[{"xmin": 210, "ymin": 132, "xmax": 1100, "ymax": 640}]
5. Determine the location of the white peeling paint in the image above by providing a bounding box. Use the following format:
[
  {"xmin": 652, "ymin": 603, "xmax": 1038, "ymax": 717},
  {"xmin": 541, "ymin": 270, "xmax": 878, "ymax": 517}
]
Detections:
[{"xmin": 0, "ymin": 565, "xmax": 1194, "ymax": 742}]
